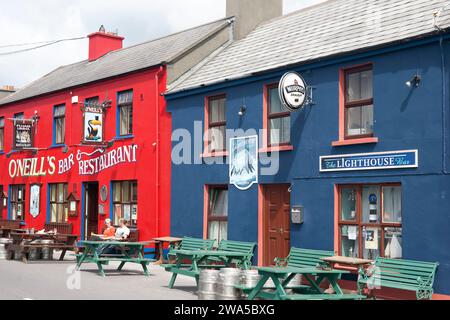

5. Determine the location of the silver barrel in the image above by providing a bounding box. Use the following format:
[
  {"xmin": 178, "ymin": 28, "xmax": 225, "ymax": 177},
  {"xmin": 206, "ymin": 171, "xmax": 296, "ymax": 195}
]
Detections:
[
  {"xmin": 0, "ymin": 238, "xmax": 12, "ymax": 260},
  {"xmin": 216, "ymin": 268, "xmax": 242, "ymax": 300},
  {"xmin": 240, "ymin": 269, "xmax": 262, "ymax": 298},
  {"xmin": 40, "ymin": 240, "xmax": 54, "ymax": 260},
  {"xmin": 28, "ymin": 240, "xmax": 42, "ymax": 261},
  {"xmin": 198, "ymin": 269, "xmax": 220, "ymax": 300}
]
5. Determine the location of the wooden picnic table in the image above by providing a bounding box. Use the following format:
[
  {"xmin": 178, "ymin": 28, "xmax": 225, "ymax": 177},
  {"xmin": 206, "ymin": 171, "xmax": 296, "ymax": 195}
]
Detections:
[
  {"xmin": 153, "ymin": 237, "xmax": 183, "ymax": 265},
  {"xmin": 246, "ymin": 266, "xmax": 365, "ymax": 300},
  {"xmin": 75, "ymin": 241, "xmax": 155, "ymax": 277},
  {"xmin": 5, "ymin": 232, "xmax": 78, "ymax": 262},
  {"xmin": 166, "ymin": 249, "xmax": 251, "ymax": 289},
  {"xmin": 321, "ymin": 256, "xmax": 373, "ymax": 272},
  {"xmin": 0, "ymin": 228, "xmax": 27, "ymax": 238}
]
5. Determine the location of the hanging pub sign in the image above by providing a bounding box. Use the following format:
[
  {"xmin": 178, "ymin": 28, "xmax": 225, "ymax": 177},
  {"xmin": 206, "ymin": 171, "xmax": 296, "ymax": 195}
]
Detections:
[
  {"xmin": 279, "ymin": 72, "xmax": 308, "ymax": 112},
  {"xmin": 13, "ymin": 119, "xmax": 34, "ymax": 150},
  {"xmin": 230, "ymin": 135, "xmax": 258, "ymax": 191},
  {"xmin": 320, "ymin": 150, "xmax": 419, "ymax": 172},
  {"xmin": 82, "ymin": 104, "xmax": 104, "ymax": 144}
]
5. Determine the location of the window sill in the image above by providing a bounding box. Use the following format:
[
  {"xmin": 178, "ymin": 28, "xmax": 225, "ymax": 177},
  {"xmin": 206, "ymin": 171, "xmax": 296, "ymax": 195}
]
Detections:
[
  {"xmin": 259, "ymin": 145, "xmax": 294, "ymax": 153},
  {"xmin": 201, "ymin": 151, "xmax": 229, "ymax": 158},
  {"xmin": 49, "ymin": 144, "xmax": 66, "ymax": 149},
  {"xmin": 332, "ymin": 137, "xmax": 379, "ymax": 147},
  {"xmin": 114, "ymin": 135, "xmax": 134, "ymax": 141}
]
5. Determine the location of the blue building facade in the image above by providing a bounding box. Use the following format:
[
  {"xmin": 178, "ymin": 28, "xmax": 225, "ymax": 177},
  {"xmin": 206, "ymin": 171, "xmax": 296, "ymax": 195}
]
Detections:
[{"xmin": 166, "ymin": 36, "xmax": 450, "ymax": 296}]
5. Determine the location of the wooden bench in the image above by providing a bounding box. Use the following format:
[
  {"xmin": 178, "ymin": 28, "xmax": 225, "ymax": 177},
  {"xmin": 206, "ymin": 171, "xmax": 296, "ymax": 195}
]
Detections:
[
  {"xmin": 44, "ymin": 222, "xmax": 73, "ymax": 235},
  {"xmin": 0, "ymin": 219, "xmax": 21, "ymax": 229},
  {"xmin": 167, "ymin": 237, "xmax": 215, "ymax": 258},
  {"xmin": 357, "ymin": 257, "xmax": 439, "ymax": 300},
  {"xmin": 207, "ymin": 240, "xmax": 256, "ymax": 269}
]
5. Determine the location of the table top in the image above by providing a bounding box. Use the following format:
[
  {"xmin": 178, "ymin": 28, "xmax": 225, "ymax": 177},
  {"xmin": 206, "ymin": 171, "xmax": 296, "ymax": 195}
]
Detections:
[
  {"xmin": 256, "ymin": 266, "xmax": 351, "ymax": 275},
  {"xmin": 321, "ymin": 256, "xmax": 373, "ymax": 266},
  {"xmin": 172, "ymin": 249, "xmax": 249, "ymax": 257},
  {"xmin": 153, "ymin": 237, "xmax": 183, "ymax": 243}
]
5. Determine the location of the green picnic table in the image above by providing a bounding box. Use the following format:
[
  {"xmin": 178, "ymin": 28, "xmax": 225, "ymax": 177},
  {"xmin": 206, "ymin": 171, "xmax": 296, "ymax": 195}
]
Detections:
[
  {"xmin": 165, "ymin": 249, "xmax": 251, "ymax": 289},
  {"xmin": 75, "ymin": 241, "xmax": 155, "ymax": 277},
  {"xmin": 246, "ymin": 266, "xmax": 366, "ymax": 300}
]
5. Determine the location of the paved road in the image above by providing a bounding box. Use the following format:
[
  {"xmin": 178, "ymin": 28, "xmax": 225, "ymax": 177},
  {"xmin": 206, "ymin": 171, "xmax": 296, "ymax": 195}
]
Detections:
[{"xmin": 0, "ymin": 255, "xmax": 198, "ymax": 300}]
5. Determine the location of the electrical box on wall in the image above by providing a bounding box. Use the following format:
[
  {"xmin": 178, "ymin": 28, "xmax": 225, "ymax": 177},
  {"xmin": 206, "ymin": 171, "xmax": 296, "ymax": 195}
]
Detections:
[{"xmin": 291, "ymin": 206, "xmax": 304, "ymax": 224}]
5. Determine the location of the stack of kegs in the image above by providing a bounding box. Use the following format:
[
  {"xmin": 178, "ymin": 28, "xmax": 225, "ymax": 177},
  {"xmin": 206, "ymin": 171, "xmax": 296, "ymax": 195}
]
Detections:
[
  {"xmin": 0, "ymin": 238, "xmax": 12, "ymax": 260},
  {"xmin": 216, "ymin": 268, "xmax": 242, "ymax": 300},
  {"xmin": 198, "ymin": 269, "xmax": 220, "ymax": 300},
  {"xmin": 28, "ymin": 241, "xmax": 41, "ymax": 261},
  {"xmin": 40, "ymin": 240, "xmax": 54, "ymax": 260}
]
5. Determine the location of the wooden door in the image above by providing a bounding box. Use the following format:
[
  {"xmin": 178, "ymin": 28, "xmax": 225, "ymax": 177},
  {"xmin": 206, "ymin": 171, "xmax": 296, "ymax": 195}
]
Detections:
[{"xmin": 263, "ymin": 184, "xmax": 291, "ymax": 266}]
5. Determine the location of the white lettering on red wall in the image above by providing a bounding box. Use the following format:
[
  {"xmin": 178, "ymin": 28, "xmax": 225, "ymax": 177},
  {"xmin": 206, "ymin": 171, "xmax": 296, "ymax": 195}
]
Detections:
[{"xmin": 8, "ymin": 144, "xmax": 138, "ymax": 178}]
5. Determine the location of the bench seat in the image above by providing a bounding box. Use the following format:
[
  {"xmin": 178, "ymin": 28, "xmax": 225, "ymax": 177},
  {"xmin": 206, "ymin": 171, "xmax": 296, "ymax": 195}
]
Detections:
[{"xmin": 357, "ymin": 257, "xmax": 439, "ymax": 300}]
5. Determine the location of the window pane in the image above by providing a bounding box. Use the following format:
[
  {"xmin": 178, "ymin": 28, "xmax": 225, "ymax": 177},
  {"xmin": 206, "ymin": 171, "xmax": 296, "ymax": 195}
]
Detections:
[
  {"xmin": 361, "ymin": 105, "xmax": 374, "ymax": 135},
  {"xmin": 55, "ymin": 118, "xmax": 65, "ymax": 144},
  {"xmin": 58, "ymin": 184, "xmax": 65, "ymax": 202},
  {"xmin": 54, "ymin": 105, "xmax": 65, "ymax": 117},
  {"xmin": 120, "ymin": 106, "xmax": 129, "ymax": 135},
  {"xmin": 211, "ymin": 190, "xmax": 228, "ymax": 217},
  {"xmin": 362, "ymin": 227, "xmax": 381, "ymax": 260},
  {"xmin": 269, "ymin": 87, "xmax": 282, "ymax": 114},
  {"xmin": 0, "ymin": 128, "xmax": 3, "ymax": 151},
  {"xmin": 118, "ymin": 91, "xmax": 133, "ymax": 105},
  {"xmin": 362, "ymin": 186, "xmax": 381, "ymax": 223},
  {"xmin": 85, "ymin": 97, "xmax": 99, "ymax": 107},
  {"xmin": 128, "ymin": 106, "xmax": 133, "ymax": 134},
  {"xmin": 114, "ymin": 204, "xmax": 122, "ymax": 225},
  {"xmin": 383, "ymin": 186, "xmax": 402, "ymax": 223},
  {"xmin": 0, "ymin": 117, "xmax": 4, "ymax": 127},
  {"xmin": 347, "ymin": 105, "xmax": 373, "ymax": 137},
  {"xmin": 341, "ymin": 225, "xmax": 359, "ymax": 258},
  {"xmin": 122, "ymin": 182, "xmax": 130, "ymax": 203},
  {"xmin": 384, "ymin": 227, "xmax": 402, "ymax": 259},
  {"xmin": 341, "ymin": 187, "xmax": 357, "ymax": 221},
  {"xmin": 132, "ymin": 182, "xmax": 138, "ymax": 202},
  {"xmin": 209, "ymin": 126, "xmax": 225, "ymax": 152},
  {"xmin": 346, "ymin": 69, "xmax": 373, "ymax": 102},
  {"xmin": 113, "ymin": 183, "xmax": 121, "ymax": 202}
]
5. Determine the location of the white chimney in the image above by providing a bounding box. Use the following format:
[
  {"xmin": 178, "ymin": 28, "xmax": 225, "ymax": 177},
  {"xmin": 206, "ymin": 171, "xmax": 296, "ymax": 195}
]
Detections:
[{"xmin": 226, "ymin": 0, "xmax": 283, "ymax": 40}]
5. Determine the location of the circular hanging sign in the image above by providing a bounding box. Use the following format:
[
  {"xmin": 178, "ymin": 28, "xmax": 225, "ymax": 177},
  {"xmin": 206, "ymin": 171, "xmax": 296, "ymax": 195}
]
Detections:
[
  {"xmin": 100, "ymin": 185, "xmax": 108, "ymax": 203},
  {"xmin": 278, "ymin": 72, "xmax": 307, "ymax": 112}
]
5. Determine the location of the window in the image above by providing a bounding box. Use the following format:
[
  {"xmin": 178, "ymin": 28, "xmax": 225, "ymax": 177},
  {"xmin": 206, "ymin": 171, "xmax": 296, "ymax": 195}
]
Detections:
[
  {"xmin": 112, "ymin": 181, "xmax": 138, "ymax": 227},
  {"xmin": 14, "ymin": 113, "xmax": 24, "ymax": 120},
  {"xmin": 85, "ymin": 97, "xmax": 99, "ymax": 108},
  {"xmin": 267, "ymin": 85, "xmax": 291, "ymax": 146},
  {"xmin": 207, "ymin": 186, "xmax": 228, "ymax": 245},
  {"xmin": 206, "ymin": 95, "xmax": 227, "ymax": 153},
  {"xmin": 344, "ymin": 66, "xmax": 373, "ymax": 139},
  {"xmin": 338, "ymin": 184, "xmax": 402, "ymax": 260},
  {"xmin": 10, "ymin": 185, "xmax": 26, "ymax": 222},
  {"xmin": 0, "ymin": 117, "xmax": 4, "ymax": 152},
  {"xmin": 49, "ymin": 183, "xmax": 68, "ymax": 223},
  {"xmin": 53, "ymin": 105, "xmax": 66, "ymax": 145},
  {"xmin": 117, "ymin": 91, "xmax": 133, "ymax": 136}
]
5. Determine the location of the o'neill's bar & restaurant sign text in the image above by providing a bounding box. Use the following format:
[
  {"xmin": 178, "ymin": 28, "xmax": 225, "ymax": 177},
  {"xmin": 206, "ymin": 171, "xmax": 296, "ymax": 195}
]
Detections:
[
  {"xmin": 320, "ymin": 150, "xmax": 419, "ymax": 172},
  {"xmin": 8, "ymin": 144, "xmax": 138, "ymax": 178}
]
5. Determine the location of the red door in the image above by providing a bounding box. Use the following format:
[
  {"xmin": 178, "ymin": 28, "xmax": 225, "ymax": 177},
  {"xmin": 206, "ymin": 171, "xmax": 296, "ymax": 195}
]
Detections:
[{"xmin": 263, "ymin": 184, "xmax": 291, "ymax": 266}]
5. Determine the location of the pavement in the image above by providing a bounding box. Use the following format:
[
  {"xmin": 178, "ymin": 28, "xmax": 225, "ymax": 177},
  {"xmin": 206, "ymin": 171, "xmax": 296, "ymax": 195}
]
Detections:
[{"xmin": 0, "ymin": 253, "xmax": 198, "ymax": 300}]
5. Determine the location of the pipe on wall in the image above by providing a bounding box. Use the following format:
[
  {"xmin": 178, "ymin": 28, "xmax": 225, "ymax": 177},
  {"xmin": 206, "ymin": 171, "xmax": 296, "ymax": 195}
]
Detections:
[
  {"xmin": 155, "ymin": 66, "xmax": 164, "ymax": 236},
  {"xmin": 439, "ymin": 36, "xmax": 448, "ymax": 174}
]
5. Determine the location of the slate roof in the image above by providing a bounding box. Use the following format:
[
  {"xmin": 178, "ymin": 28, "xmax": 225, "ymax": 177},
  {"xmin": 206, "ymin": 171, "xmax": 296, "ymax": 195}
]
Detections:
[
  {"xmin": 0, "ymin": 18, "xmax": 232, "ymax": 105},
  {"xmin": 168, "ymin": 0, "xmax": 450, "ymax": 94}
]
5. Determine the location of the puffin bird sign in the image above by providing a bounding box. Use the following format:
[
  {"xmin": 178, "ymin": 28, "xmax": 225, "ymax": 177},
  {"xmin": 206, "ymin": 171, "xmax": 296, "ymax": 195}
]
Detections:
[
  {"xmin": 82, "ymin": 104, "xmax": 104, "ymax": 144},
  {"xmin": 279, "ymin": 72, "xmax": 308, "ymax": 112},
  {"xmin": 230, "ymin": 136, "xmax": 258, "ymax": 190}
]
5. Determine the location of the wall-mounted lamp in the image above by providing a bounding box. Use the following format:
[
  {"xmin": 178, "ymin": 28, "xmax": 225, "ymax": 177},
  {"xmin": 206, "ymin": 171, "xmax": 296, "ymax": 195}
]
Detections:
[
  {"xmin": 238, "ymin": 106, "xmax": 247, "ymax": 117},
  {"xmin": 406, "ymin": 75, "xmax": 421, "ymax": 88}
]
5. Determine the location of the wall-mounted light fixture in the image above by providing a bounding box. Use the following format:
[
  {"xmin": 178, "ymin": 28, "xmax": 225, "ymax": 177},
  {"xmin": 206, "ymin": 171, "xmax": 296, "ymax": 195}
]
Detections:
[
  {"xmin": 406, "ymin": 75, "xmax": 421, "ymax": 88},
  {"xmin": 238, "ymin": 106, "xmax": 247, "ymax": 117}
]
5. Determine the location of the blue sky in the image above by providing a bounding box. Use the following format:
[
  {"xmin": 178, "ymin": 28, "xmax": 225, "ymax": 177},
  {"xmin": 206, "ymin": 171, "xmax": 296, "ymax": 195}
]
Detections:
[{"xmin": 0, "ymin": 0, "xmax": 326, "ymax": 88}]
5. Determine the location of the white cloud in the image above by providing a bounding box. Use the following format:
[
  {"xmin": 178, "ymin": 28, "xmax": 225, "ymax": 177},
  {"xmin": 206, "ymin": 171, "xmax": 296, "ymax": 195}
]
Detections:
[{"xmin": 0, "ymin": 0, "xmax": 326, "ymax": 88}]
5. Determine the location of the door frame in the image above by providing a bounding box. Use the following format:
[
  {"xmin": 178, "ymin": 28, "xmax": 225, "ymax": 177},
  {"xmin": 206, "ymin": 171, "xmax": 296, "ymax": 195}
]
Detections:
[
  {"xmin": 81, "ymin": 182, "xmax": 99, "ymax": 240},
  {"xmin": 258, "ymin": 183, "xmax": 291, "ymax": 267}
]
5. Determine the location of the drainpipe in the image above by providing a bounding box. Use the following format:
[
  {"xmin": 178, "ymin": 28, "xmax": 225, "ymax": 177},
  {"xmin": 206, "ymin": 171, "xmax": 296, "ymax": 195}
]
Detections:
[
  {"xmin": 155, "ymin": 66, "xmax": 164, "ymax": 236},
  {"xmin": 440, "ymin": 36, "xmax": 448, "ymax": 174}
]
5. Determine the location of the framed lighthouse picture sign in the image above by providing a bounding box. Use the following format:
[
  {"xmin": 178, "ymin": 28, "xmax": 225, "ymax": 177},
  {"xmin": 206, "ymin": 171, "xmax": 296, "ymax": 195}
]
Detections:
[
  {"xmin": 82, "ymin": 103, "xmax": 104, "ymax": 144},
  {"xmin": 230, "ymin": 135, "xmax": 259, "ymax": 191}
]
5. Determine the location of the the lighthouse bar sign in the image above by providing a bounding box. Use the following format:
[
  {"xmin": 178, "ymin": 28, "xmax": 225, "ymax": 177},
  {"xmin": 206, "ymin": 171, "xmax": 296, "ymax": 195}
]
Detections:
[
  {"xmin": 320, "ymin": 150, "xmax": 419, "ymax": 172},
  {"xmin": 8, "ymin": 144, "xmax": 138, "ymax": 178}
]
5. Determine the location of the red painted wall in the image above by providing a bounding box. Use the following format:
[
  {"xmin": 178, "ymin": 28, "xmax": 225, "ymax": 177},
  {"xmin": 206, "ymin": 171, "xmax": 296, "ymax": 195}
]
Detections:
[{"xmin": 0, "ymin": 67, "xmax": 171, "ymax": 244}]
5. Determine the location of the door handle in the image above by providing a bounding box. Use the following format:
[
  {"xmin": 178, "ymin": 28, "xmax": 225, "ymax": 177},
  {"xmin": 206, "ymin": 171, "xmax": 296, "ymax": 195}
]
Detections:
[{"xmin": 280, "ymin": 228, "xmax": 284, "ymax": 234}]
